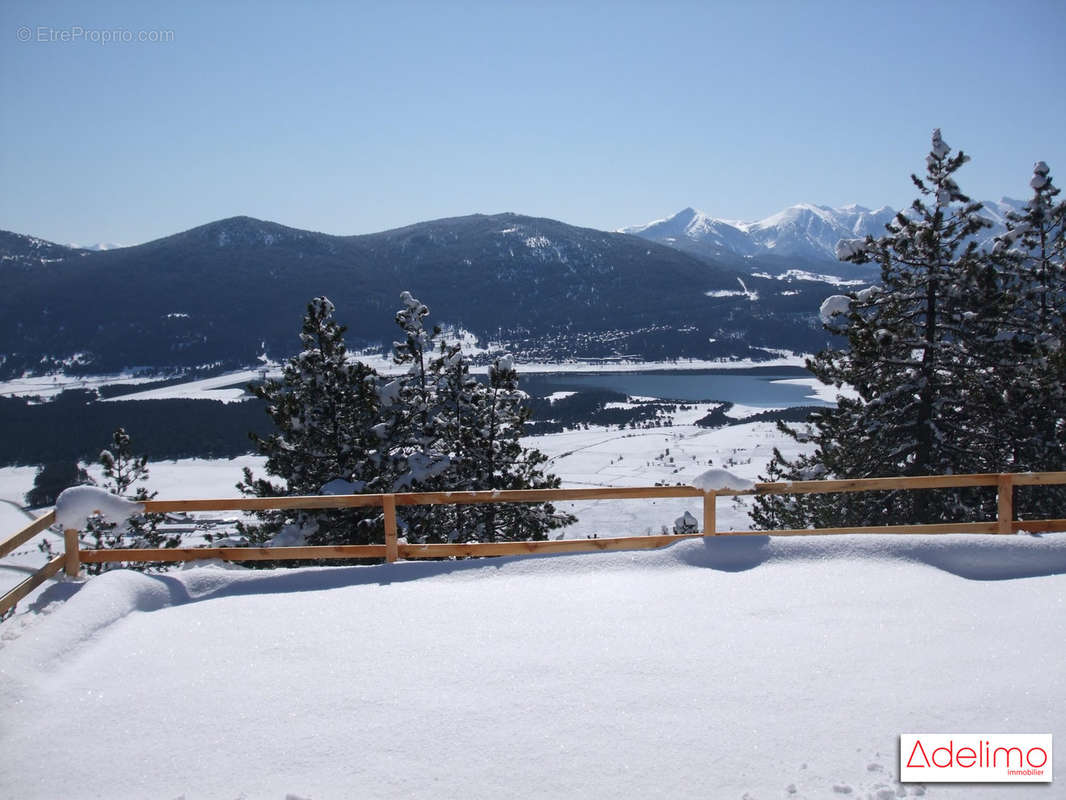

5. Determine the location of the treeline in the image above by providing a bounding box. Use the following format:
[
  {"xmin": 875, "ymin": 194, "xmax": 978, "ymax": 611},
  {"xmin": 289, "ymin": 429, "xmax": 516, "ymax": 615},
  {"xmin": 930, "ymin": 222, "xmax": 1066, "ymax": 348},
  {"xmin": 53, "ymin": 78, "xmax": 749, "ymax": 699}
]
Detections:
[
  {"xmin": 0, "ymin": 384, "xmax": 667, "ymax": 464},
  {"xmin": 522, "ymin": 389, "xmax": 677, "ymax": 434},
  {"xmin": 0, "ymin": 391, "xmax": 272, "ymax": 465}
]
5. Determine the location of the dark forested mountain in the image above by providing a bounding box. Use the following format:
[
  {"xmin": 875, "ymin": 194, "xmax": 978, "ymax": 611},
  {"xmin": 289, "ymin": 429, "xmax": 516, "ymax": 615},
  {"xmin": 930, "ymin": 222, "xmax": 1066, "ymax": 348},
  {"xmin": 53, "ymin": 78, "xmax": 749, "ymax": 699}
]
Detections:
[
  {"xmin": 0, "ymin": 231, "xmax": 89, "ymax": 268},
  {"xmin": 0, "ymin": 213, "xmax": 855, "ymax": 376}
]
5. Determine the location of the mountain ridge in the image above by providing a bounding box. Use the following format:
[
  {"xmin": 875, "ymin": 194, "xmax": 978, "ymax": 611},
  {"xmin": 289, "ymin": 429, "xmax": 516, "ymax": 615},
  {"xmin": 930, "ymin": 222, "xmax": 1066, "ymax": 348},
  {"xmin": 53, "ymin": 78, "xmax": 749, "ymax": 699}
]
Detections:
[
  {"xmin": 1, "ymin": 212, "xmax": 850, "ymax": 376},
  {"xmin": 24, "ymin": 195, "xmax": 1026, "ymax": 265},
  {"xmin": 622, "ymin": 199, "xmax": 1026, "ymax": 264}
]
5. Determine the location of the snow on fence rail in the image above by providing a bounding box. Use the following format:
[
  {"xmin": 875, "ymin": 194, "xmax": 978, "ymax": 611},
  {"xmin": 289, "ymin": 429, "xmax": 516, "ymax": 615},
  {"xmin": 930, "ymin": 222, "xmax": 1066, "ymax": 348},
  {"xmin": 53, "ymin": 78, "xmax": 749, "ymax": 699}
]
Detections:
[{"xmin": 2, "ymin": 471, "xmax": 1066, "ymax": 616}]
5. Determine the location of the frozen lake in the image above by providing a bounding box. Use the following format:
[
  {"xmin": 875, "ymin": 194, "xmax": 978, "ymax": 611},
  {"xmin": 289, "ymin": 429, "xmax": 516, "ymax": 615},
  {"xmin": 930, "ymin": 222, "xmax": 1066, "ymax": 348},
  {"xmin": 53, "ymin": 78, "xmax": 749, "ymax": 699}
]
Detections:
[{"xmin": 522, "ymin": 367, "xmax": 828, "ymax": 407}]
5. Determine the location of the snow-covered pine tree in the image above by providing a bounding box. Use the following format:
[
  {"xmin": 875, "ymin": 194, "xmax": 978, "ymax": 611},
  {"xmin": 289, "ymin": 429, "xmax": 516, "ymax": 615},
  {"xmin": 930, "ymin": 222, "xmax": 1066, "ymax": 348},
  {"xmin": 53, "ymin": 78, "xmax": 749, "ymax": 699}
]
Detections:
[
  {"xmin": 240, "ymin": 291, "xmax": 572, "ymax": 550},
  {"xmin": 383, "ymin": 293, "xmax": 573, "ymax": 542},
  {"xmin": 422, "ymin": 337, "xmax": 483, "ymax": 542},
  {"xmin": 753, "ymin": 130, "xmax": 993, "ymax": 527},
  {"xmin": 238, "ymin": 296, "xmax": 386, "ymax": 547},
  {"xmin": 986, "ymin": 161, "xmax": 1066, "ymax": 515},
  {"xmin": 380, "ymin": 291, "xmax": 452, "ymax": 541},
  {"xmin": 957, "ymin": 247, "xmax": 1017, "ymax": 472},
  {"xmin": 997, "ymin": 161, "xmax": 1066, "ymax": 333},
  {"xmin": 458, "ymin": 354, "xmax": 575, "ymax": 542},
  {"xmin": 80, "ymin": 428, "xmax": 177, "ymax": 574}
]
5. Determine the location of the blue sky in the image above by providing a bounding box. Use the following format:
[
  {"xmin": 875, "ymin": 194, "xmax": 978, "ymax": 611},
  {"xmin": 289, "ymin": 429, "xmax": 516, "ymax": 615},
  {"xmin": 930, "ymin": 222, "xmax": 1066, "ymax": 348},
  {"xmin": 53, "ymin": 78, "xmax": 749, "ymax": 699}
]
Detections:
[{"xmin": 2, "ymin": 0, "xmax": 1064, "ymax": 245}]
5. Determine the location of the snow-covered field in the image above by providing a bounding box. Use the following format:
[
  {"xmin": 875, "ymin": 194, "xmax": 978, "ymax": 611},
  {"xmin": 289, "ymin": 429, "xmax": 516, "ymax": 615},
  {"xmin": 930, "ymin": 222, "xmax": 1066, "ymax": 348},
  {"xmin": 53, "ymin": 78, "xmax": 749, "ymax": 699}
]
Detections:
[
  {"xmin": 2, "ymin": 534, "xmax": 1063, "ymax": 799},
  {"xmin": 99, "ymin": 370, "xmax": 265, "ymax": 403},
  {"xmin": 536, "ymin": 417, "xmax": 799, "ymax": 537},
  {"xmin": 0, "ymin": 372, "xmax": 162, "ymax": 400},
  {"xmin": 0, "ymin": 458, "xmax": 266, "ymax": 600},
  {"xmin": 0, "ymin": 413, "xmax": 801, "ymax": 591}
]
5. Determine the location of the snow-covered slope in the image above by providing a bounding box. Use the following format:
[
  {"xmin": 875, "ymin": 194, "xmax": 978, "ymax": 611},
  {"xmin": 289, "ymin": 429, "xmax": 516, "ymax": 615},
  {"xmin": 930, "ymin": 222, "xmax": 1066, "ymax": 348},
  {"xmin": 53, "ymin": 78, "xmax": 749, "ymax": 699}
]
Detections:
[
  {"xmin": 622, "ymin": 207, "xmax": 760, "ymax": 259},
  {"xmin": 975, "ymin": 197, "xmax": 1027, "ymax": 240},
  {"xmin": 741, "ymin": 203, "xmax": 897, "ymax": 259},
  {"xmin": 63, "ymin": 241, "xmax": 125, "ymax": 251},
  {"xmin": 624, "ymin": 199, "xmax": 1024, "ymax": 264},
  {"xmin": 1, "ymin": 533, "xmax": 1063, "ymax": 798},
  {"xmin": 622, "ymin": 204, "xmax": 896, "ymax": 263}
]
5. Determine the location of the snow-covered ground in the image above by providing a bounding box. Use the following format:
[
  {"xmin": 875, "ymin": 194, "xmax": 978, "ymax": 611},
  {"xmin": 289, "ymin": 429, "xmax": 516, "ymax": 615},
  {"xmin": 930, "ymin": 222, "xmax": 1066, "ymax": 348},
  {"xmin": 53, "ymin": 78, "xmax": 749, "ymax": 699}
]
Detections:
[
  {"xmin": 99, "ymin": 370, "xmax": 265, "ymax": 403},
  {"xmin": 772, "ymin": 377, "xmax": 861, "ymax": 405},
  {"xmin": 2, "ymin": 534, "xmax": 1063, "ymax": 798},
  {"xmin": 2, "ymin": 410, "xmax": 800, "ymax": 549},
  {"xmin": 0, "ymin": 467, "xmax": 58, "ymax": 597},
  {"xmin": 3, "ymin": 396, "xmax": 1064, "ymax": 797},
  {"xmin": 0, "ymin": 418, "xmax": 793, "ymax": 597},
  {"xmin": 534, "ymin": 418, "xmax": 800, "ymax": 538},
  {"xmin": 0, "ymin": 372, "xmax": 161, "ymax": 400},
  {"xmin": 0, "ymin": 459, "xmax": 266, "ymax": 601}
]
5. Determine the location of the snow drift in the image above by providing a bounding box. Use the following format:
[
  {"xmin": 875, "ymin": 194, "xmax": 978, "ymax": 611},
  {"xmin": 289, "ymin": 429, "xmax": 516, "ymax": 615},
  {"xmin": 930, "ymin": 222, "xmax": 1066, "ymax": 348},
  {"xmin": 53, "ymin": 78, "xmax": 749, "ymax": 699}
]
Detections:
[
  {"xmin": 54, "ymin": 485, "xmax": 144, "ymax": 531},
  {"xmin": 2, "ymin": 533, "xmax": 1063, "ymax": 799}
]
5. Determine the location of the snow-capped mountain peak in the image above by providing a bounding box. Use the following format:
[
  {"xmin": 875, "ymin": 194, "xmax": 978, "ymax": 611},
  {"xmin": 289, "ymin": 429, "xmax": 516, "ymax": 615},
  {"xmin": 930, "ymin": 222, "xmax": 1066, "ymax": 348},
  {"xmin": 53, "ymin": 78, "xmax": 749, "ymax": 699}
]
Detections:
[
  {"xmin": 622, "ymin": 203, "xmax": 895, "ymax": 263},
  {"xmin": 975, "ymin": 197, "xmax": 1026, "ymax": 229},
  {"xmin": 740, "ymin": 203, "xmax": 897, "ymax": 259},
  {"xmin": 65, "ymin": 241, "xmax": 125, "ymax": 251},
  {"xmin": 622, "ymin": 202, "xmax": 895, "ymax": 263},
  {"xmin": 625, "ymin": 197, "xmax": 1016, "ymax": 265},
  {"xmin": 619, "ymin": 208, "xmax": 757, "ymax": 259}
]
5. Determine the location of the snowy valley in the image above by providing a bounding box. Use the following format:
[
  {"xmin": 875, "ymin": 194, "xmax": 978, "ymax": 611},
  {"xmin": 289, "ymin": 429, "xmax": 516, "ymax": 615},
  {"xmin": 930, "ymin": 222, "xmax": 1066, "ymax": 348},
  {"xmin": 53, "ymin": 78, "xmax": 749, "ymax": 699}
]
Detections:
[
  {"xmin": 1, "ymin": 135, "xmax": 1063, "ymax": 800},
  {"xmin": 4, "ymin": 0, "xmax": 1064, "ymax": 795}
]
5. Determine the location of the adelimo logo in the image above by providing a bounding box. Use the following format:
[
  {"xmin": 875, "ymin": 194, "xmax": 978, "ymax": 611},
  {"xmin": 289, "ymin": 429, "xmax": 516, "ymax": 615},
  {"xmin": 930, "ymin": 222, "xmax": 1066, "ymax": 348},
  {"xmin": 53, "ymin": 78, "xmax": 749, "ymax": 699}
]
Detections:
[{"xmin": 900, "ymin": 734, "xmax": 1052, "ymax": 782}]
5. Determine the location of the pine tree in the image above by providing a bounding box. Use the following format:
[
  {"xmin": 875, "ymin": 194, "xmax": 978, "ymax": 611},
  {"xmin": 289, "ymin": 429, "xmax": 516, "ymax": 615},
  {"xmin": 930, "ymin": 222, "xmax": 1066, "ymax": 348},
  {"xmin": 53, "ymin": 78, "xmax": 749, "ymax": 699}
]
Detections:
[
  {"xmin": 459, "ymin": 355, "xmax": 575, "ymax": 542},
  {"xmin": 384, "ymin": 294, "xmax": 573, "ymax": 542},
  {"xmin": 237, "ymin": 297, "xmax": 386, "ymax": 547},
  {"xmin": 240, "ymin": 292, "xmax": 574, "ymax": 551},
  {"xmin": 422, "ymin": 337, "xmax": 483, "ymax": 541},
  {"xmin": 986, "ymin": 161, "xmax": 1066, "ymax": 515},
  {"xmin": 997, "ymin": 161, "xmax": 1066, "ymax": 333},
  {"xmin": 380, "ymin": 292, "xmax": 452, "ymax": 541},
  {"xmin": 753, "ymin": 130, "xmax": 994, "ymax": 527},
  {"xmin": 80, "ymin": 428, "xmax": 176, "ymax": 575},
  {"xmin": 25, "ymin": 461, "xmax": 89, "ymax": 508}
]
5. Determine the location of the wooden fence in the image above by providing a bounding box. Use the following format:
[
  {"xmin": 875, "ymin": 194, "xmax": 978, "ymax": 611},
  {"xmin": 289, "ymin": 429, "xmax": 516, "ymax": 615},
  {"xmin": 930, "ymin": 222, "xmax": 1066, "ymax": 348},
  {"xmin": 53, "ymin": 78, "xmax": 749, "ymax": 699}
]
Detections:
[{"xmin": 2, "ymin": 471, "xmax": 1065, "ymax": 616}]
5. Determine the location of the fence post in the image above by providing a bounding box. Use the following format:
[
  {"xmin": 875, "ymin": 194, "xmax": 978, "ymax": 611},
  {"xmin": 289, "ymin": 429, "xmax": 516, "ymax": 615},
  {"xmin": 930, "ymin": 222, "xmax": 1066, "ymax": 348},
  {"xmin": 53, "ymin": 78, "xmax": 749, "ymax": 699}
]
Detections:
[
  {"xmin": 997, "ymin": 473, "xmax": 1014, "ymax": 535},
  {"xmin": 383, "ymin": 494, "xmax": 398, "ymax": 562},
  {"xmin": 63, "ymin": 529, "xmax": 80, "ymax": 577},
  {"xmin": 702, "ymin": 491, "xmax": 717, "ymax": 535}
]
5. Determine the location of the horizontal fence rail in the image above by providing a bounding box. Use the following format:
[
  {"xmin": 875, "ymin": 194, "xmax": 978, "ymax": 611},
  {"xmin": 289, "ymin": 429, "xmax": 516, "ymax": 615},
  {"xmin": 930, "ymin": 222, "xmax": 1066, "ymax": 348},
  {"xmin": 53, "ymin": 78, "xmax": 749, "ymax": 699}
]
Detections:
[
  {"xmin": 2, "ymin": 471, "xmax": 1065, "ymax": 617},
  {"xmin": 0, "ymin": 510, "xmax": 62, "ymax": 616},
  {"xmin": 0, "ymin": 509, "xmax": 56, "ymax": 560}
]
